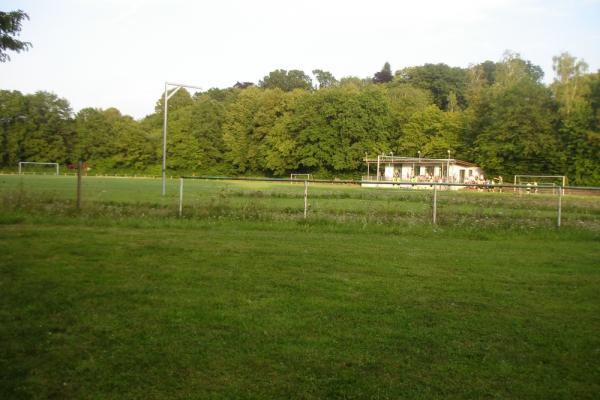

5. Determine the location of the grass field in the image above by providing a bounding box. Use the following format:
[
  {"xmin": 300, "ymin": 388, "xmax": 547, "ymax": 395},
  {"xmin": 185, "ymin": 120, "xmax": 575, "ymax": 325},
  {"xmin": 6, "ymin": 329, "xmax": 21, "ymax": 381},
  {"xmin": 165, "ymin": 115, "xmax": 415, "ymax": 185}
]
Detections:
[
  {"xmin": 1, "ymin": 174, "xmax": 600, "ymax": 398},
  {"xmin": 2, "ymin": 174, "xmax": 599, "ymax": 228}
]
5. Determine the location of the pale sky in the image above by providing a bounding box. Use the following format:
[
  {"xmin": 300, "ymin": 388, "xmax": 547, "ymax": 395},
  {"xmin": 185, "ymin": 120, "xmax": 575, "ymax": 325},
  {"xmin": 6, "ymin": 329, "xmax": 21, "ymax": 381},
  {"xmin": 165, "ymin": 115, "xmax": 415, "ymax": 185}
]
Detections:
[{"xmin": 1, "ymin": 0, "xmax": 599, "ymax": 119}]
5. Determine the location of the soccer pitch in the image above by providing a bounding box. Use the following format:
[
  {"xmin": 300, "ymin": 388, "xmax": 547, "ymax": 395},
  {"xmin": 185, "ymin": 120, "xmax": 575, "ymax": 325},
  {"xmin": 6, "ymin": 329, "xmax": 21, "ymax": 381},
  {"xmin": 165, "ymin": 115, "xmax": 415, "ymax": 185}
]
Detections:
[{"xmin": 1, "ymin": 174, "xmax": 599, "ymax": 398}]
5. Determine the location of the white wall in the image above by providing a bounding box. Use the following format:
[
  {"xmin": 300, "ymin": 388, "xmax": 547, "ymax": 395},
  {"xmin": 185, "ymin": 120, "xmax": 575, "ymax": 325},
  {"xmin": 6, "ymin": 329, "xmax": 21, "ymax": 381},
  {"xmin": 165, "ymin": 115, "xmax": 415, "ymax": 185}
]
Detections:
[
  {"xmin": 384, "ymin": 165, "xmax": 395, "ymax": 179},
  {"xmin": 449, "ymin": 166, "xmax": 484, "ymax": 183}
]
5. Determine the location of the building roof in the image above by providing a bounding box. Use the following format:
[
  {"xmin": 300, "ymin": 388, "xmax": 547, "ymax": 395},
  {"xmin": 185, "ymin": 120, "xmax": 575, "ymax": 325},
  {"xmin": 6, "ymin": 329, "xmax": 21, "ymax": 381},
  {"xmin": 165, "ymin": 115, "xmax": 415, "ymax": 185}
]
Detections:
[{"xmin": 364, "ymin": 156, "xmax": 479, "ymax": 168}]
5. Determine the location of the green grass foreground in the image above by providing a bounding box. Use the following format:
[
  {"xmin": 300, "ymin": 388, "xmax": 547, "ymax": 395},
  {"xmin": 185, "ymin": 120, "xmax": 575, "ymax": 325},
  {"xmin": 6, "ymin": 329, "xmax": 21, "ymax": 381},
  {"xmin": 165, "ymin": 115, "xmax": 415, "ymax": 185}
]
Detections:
[{"xmin": 1, "ymin": 175, "xmax": 600, "ymax": 398}]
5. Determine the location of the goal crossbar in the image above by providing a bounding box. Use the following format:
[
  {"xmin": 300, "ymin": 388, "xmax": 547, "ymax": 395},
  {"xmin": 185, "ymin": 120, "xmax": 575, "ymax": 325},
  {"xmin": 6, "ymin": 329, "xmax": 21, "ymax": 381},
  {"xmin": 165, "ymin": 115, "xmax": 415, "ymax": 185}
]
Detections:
[
  {"xmin": 514, "ymin": 174, "xmax": 566, "ymax": 179},
  {"xmin": 514, "ymin": 175, "xmax": 566, "ymax": 185},
  {"xmin": 18, "ymin": 162, "xmax": 59, "ymax": 175},
  {"xmin": 290, "ymin": 173, "xmax": 312, "ymax": 184},
  {"xmin": 514, "ymin": 174, "xmax": 567, "ymax": 194}
]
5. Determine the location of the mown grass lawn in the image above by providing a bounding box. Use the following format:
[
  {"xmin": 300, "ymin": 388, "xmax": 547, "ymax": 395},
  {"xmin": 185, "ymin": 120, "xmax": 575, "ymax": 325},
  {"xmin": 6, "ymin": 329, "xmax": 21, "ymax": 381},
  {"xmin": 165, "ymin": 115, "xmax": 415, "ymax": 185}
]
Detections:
[
  {"xmin": 1, "ymin": 175, "xmax": 599, "ymax": 398},
  {"xmin": 1, "ymin": 215, "xmax": 599, "ymax": 399}
]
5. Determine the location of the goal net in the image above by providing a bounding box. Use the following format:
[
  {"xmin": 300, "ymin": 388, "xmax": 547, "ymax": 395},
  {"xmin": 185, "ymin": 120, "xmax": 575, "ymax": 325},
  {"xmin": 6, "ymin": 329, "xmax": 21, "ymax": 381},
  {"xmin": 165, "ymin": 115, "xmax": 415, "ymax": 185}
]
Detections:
[
  {"xmin": 290, "ymin": 173, "xmax": 312, "ymax": 184},
  {"xmin": 18, "ymin": 162, "xmax": 60, "ymax": 175},
  {"xmin": 514, "ymin": 175, "xmax": 566, "ymax": 194}
]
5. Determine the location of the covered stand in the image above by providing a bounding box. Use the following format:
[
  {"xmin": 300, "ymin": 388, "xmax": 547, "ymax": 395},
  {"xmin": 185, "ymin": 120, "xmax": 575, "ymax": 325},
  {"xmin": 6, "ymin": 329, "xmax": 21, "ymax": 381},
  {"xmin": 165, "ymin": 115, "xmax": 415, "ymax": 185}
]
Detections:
[{"xmin": 362, "ymin": 155, "xmax": 484, "ymax": 188}]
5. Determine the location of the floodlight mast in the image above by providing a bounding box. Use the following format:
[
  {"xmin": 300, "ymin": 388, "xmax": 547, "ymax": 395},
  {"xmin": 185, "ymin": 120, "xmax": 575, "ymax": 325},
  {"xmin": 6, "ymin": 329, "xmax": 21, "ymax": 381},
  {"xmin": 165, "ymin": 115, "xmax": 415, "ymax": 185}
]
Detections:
[{"xmin": 162, "ymin": 82, "xmax": 203, "ymax": 195}]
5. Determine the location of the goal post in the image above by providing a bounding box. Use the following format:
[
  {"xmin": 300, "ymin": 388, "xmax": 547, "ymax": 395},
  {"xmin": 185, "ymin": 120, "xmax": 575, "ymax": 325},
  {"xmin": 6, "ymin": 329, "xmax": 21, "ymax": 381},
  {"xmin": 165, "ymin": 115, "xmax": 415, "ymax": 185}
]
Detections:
[
  {"xmin": 18, "ymin": 162, "xmax": 59, "ymax": 175},
  {"xmin": 514, "ymin": 175, "xmax": 567, "ymax": 194},
  {"xmin": 290, "ymin": 173, "xmax": 312, "ymax": 184}
]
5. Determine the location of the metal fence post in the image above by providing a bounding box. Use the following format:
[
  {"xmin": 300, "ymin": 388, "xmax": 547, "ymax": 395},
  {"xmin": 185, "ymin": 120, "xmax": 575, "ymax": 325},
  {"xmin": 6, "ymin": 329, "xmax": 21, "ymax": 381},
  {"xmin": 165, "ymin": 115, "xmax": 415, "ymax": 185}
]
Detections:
[
  {"xmin": 304, "ymin": 180, "xmax": 308, "ymax": 219},
  {"xmin": 557, "ymin": 186, "xmax": 562, "ymax": 228},
  {"xmin": 76, "ymin": 161, "xmax": 82, "ymax": 210},
  {"xmin": 179, "ymin": 178, "xmax": 184, "ymax": 217},
  {"xmin": 432, "ymin": 185, "xmax": 437, "ymax": 224}
]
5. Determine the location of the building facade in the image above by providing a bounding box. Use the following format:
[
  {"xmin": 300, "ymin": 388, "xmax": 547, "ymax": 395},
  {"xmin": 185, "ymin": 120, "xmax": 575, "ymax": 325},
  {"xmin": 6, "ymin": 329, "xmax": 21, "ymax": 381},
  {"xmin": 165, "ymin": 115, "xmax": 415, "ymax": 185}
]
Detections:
[{"xmin": 362, "ymin": 155, "xmax": 485, "ymax": 189}]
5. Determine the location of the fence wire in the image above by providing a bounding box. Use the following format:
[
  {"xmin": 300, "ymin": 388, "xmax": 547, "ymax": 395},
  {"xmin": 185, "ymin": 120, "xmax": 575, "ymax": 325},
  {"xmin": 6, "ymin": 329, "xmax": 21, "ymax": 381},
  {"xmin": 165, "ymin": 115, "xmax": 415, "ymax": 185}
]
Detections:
[
  {"xmin": 179, "ymin": 176, "xmax": 600, "ymax": 229},
  {"xmin": 1, "ymin": 174, "xmax": 598, "ymax": 229}
]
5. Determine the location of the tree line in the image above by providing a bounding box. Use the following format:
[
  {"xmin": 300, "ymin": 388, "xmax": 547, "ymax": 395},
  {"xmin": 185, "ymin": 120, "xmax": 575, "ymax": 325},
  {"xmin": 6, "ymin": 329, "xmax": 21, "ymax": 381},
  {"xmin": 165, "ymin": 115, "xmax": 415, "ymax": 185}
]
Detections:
[{"xmin": 1, "ymin": 51, "xmax": 598, "ymax": 185}]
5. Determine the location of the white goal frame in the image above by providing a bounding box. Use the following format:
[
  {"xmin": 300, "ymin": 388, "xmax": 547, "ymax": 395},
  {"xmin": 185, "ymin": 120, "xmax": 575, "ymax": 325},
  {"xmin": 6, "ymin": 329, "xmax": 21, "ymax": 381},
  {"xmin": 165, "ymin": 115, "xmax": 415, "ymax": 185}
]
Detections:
[
  {"xmin": 18, "ymin": 162, "xmax": 59, "ymax": 175},
  {"xmin": 290, "ymin": 173, "xmax": 312, "ymax": 184},
  {"xmin": 514, "ymin": 175, "xmax": 566, "ymax": 194}
]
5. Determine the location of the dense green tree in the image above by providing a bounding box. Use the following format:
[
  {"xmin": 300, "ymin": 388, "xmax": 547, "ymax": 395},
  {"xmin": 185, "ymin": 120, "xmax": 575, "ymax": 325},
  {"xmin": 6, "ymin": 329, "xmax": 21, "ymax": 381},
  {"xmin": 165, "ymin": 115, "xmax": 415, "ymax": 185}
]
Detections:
[
  {"xmin": 291, "ymin": 84, "xmax": 391, "ymax": 172},
  {"xmin": 154, "ymin": 87, "xmax": 193, "ymax": 116},
  {"xmin": 11, "ymin": 91, "xmax": 73, "ymax": 165},
  {"xmin": 190, "ymin": 96, "xmax": 227, "ymax": 171},
  {"xmin": 590, "ymin": 72, "xmax": 600, "ymax": 116},
  {"xmin": 223, "ymin": 87, "xmax": 309, "ymax": 174},
  {"xmin": 195, "ymin": 87, "xmax": 241, "ymax": 106},
  {"xmin": 259, "ymin": 69, "xmax": 313, "ymax": 91},
  {"xmin": 557, "ymin": 100, "xmax": 599, "ymax": 185},
  {"xmin": 462, "ymin": 63, "xmax": 497, "ymax": 151},
  {"xmin": 479, "ymin": 60, "xmax": 498, "ymax": 85},
  {"xmin": 312, "ymin": 69, "xmax": 338, "ymax": 88},
  {"xmin": 495, "ymin": 51, "xmax": 544, "ymax": 85},
  {"xmin": 551, "ymin": 54, "xmax": 599, "ymax": 185},
  {"xmin": 0, "ymin": 90, "xmax": 28, "ymax": 166},
  {"xmin": 256, "ymin": 89, "xmax": 305, "ymax": 175},
  {"xmin": 373, "ymin": 62, "xmax": 393, "ymax": 84},
  {"xmin": 465, "ymin": 64, "xmax": 489, "ymax": 104},
  {"xmin": 261, "ymin": 99, "xmax": 303, "ymax": 174},
  {"xmin": 138, "ymin": 115, "xmax": 164, "ymax": 172},
  {"xmin": 552, "ymin": 52, "xmax": 589, "ymax": 116},
  {"xmin": 223, "ymin": 87, "xmax": 264, "ymax": 172},
  {"xmin": 396, "ymin": 63, "xmax": 469, "ymax": 110},
  {"xmin": 397, "ymin": 105, "xmax": 462, "ymax": 158},
  {"xmin": 0, "ymin": 10, "xmax": 31, "ymax": 62},
  {"xmin": 111, "ymin": 115, "xmax": 157, "ymax": 170},
  {"xmin": 387, "ymin": 84, "xmax": 433, "ymax": 117},
  {"xmin": 74, "ymin": 108, "xmax": 120, "ymax": 162},
  {"xmin": 386, "ymin": 83, "xmax": 434, "ymax": 150},
  {"xmin": 2, "ymin": 55, "xmax": 598, "ymax": 184},
  {"xmin": 336, "ymin": 76, "xmax": 372, "ymax": 90},
  {"xmin": 73, "ymin": 107, "xmax": 157, "ymax": 172},
  {"xmin": 165, "ymin": 105, "xmax": 203, "ymax": 171},
  {"xmin": 470, "ymin": 78, "xmax": 560, "ymax": 178}
]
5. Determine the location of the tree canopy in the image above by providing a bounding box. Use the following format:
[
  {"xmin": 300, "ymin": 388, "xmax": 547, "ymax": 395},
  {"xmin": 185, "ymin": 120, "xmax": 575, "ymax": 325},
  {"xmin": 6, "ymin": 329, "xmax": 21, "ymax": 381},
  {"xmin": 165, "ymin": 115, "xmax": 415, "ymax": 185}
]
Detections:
[
  {"xmin": 396, "ymin": 63, "xmax": 469, "ymax": 111},
  {"xmin": 373, "ymin": 62, "xmax": 393, "ymax": 84},
  {"xmin": 1, "ymin": 53, "xmax": 599, "ymax": 185},
  {"xmin": 259, "ymin": 69, "xmax": 313, "ymax": 91},
  {"xmin": 0, "ymin": 10, "xmax": 31, "ymax": 62}
]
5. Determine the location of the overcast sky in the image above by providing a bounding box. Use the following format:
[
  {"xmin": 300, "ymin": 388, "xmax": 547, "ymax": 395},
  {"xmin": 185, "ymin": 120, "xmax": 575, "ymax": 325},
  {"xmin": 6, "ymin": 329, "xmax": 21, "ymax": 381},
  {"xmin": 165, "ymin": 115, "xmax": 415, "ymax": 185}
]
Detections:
[{"xmin": 1, "ymin": 0, "xmax": 599, "ymax": 119}]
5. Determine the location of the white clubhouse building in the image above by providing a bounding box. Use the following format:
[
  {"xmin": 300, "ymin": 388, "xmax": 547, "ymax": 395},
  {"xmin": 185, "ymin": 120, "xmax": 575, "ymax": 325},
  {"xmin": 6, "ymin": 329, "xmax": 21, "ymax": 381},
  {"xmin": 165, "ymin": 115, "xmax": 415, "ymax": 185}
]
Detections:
[{"xmin": 362, "ymin": 154, "xmax": 485, "ymax": 189}]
